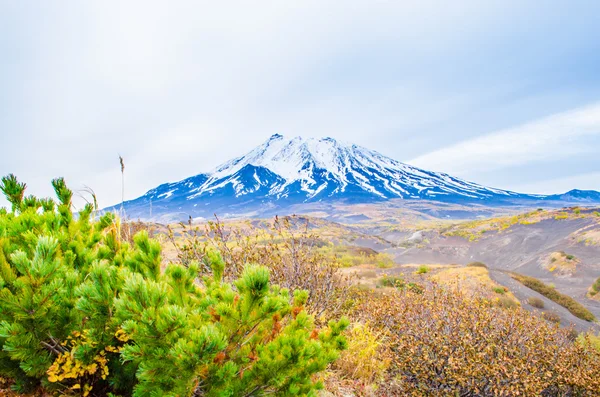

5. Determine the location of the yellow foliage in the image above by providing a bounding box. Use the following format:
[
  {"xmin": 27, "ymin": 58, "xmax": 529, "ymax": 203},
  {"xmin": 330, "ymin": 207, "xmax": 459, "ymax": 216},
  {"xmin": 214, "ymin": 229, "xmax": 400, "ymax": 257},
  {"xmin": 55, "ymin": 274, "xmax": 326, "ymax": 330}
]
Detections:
[
  {"xmin": 577, "ymin": 331, "xmax": 600, "ymax": 352},
  {"xmin": 333, "ymin": 322, "xmax": 390, "ymax": 384},
  {"xmin": 46, "ymin": 330, "xmax": 117, "ymax": 395},
  {"xmin": 544, "ymin": 251, "xmax": 578, "ymax": 275},
  {"xmin": 432, "ymin": 266, "xmax": 519, "ymax": 303},
  {"xmin": 115, "ymin": 328, "xmax": 130, "ymax": 342}
]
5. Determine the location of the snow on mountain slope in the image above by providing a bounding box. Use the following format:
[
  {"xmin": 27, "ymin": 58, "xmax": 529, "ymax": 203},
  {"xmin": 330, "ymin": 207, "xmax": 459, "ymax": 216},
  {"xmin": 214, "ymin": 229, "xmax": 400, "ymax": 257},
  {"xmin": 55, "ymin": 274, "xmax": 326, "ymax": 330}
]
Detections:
[
  {"xmin": 109, "ymin": 134, "xmax": 597, "ymax": 220},
  {"xmin": 196, "ymin": 134, "xmax": 523, "ymax": 201}
]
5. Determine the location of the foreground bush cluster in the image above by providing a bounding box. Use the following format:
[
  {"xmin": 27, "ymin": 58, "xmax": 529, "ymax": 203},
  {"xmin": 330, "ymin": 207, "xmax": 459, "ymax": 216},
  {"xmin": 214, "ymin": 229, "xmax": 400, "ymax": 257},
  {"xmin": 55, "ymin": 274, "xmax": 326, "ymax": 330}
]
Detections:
[
  {"xmin": 354, "ymin": 287, "xmax": 600, "ymax": 396},
  {"xmin": 0, "ymin": 175, "xmax": 347, "ymax": 396}
]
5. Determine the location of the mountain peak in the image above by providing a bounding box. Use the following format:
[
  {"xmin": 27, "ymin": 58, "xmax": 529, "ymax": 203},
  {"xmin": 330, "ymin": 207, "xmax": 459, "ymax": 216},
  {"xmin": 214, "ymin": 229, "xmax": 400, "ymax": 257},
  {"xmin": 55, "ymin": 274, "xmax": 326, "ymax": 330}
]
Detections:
[{"xmin": 113, "ymin": 134, "xmax": 600, "ymax": 220}]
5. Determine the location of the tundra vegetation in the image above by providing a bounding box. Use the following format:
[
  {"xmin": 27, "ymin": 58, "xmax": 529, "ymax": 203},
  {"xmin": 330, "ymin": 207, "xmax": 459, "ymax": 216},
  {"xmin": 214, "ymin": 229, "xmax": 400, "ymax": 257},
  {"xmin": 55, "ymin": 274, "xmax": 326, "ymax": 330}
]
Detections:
[
  {"xmin": 510, "ymin": 272, "xmax": 596, "ymax": 322},
  {"xmin": 1, "ymin": 175, "xmax": 600, "ymax": 397},
  {"xmin": 441, "ymin": 207, "xmax": 599, "ymax": 242}
]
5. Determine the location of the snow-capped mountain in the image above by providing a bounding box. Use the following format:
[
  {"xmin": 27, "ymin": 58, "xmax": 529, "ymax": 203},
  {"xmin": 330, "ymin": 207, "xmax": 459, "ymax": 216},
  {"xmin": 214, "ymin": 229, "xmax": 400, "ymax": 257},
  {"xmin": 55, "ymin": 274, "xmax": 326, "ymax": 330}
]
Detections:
[{"xmin": 110, "ymin": 134, "xmax": 599, "ymax": 220}]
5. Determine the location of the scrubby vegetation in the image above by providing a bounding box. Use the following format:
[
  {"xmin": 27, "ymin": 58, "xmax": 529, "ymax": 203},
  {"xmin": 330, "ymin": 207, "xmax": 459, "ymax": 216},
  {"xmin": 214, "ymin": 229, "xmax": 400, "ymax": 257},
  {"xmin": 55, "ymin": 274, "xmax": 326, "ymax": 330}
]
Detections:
[
  {"xmin": 317, "ymin": 247, "xmax": 394, "ymax": 269},
  {"xmin": 415, "ymin": 264, "xmax": 429, "ymax": 274},
  {"xmin": 2, "ymin": 175, "xmax": 600, "ymax": 396},
  {"xmin": 495, "ymin": 295, "xmax": 519, "ymax": 309},
  {"xmin": 443, "ymin": 207, "xmax": 598, "ymax": 242},
  {"xmin": 0, "ymin": 176, "xmax": 347, "ymax": 396},
  {"xmin": 443, "ymin": 210, "xmax": 544, "ymax": 241},
  {"xmin": 577, "ymin": 331, "xmax": 600, "ymax": 352},
  {"xmin": 590, "ymin": 276, "xmax": 600, "ymax": 296},
  {"xmin": 331, "ymin": 323, "xmax": 390, "ymax": 385},
  {"xmin": 355, "ymin": 287, "xmax": 600, "ymax": 395},
  {"xmin": 511, "ymin": 272, "xmax": 596, "ymax": 321},
  {"xmin": 431, "ymin": 265, "xmax": 519, "ymax": 306},
  {"xmin": 378, "ymin": 275, "xmax": 405, "ymax": 288},
  {"xmin": 542, "ymin": 311, "xmax": 562, "ymax": 324},
  {"xmin": 528, "ymin": 296, "xmax": 545, "ymax": 308},
  {"xmin": 545, "ymin": 251, "xmax": 579, "ymax": 275},
  {"xmin": 466, "ymin": 261, "xmax": 487, "ymax": 268},
  {"xmin": 168, "ymin": 215, "xmax": 353, "ymax": 319},
  {"xmin": 377, "ymin": 275, "xmax": 423, "ymax": 294}
]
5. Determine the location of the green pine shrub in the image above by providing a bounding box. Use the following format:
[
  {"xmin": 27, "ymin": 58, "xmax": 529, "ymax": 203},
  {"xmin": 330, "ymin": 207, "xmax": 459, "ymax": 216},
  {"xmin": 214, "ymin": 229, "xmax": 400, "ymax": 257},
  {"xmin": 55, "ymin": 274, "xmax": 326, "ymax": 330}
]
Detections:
[
  {"xmin": 416, "ymin": 265, "xmax": 429, "ymax": 274},
  {"xmin": 0, "ymin": 175, "xmax": 348, "ymax": 396}
]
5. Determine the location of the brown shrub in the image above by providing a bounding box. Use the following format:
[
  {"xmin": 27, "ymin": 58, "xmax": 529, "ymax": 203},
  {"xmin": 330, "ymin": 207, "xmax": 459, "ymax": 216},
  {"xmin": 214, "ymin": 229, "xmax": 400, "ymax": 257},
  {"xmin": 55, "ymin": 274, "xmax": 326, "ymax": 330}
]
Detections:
[
  {"xmin": 168, "ymin": 215, "xmax": 351, "ymax": 319},
  {"xmin": 495, "ymin": 295, "xmax": 519, "ymax": 309},
  {"xmin": 528, "ymin": 296, "xmax": 545, "ymax": 308},
  {"xmin": 542, "ymin": 311, "xmax": 561, "ymax": 324},
  {"xmin": 466, "ymin": 261, "xmax": 487, "ymax": 268},
  {"xmin": 354, "ymin": 286, "xmax": 600, "ymax": 396}
]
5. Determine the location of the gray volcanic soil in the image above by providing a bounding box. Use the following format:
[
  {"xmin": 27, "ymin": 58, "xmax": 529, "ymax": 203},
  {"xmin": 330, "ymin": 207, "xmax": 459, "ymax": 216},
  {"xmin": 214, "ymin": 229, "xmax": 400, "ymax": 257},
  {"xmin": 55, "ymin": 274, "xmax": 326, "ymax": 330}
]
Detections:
[{"xmin": 383, "ymin": 217, "xmax": 600, "ymax": 331}]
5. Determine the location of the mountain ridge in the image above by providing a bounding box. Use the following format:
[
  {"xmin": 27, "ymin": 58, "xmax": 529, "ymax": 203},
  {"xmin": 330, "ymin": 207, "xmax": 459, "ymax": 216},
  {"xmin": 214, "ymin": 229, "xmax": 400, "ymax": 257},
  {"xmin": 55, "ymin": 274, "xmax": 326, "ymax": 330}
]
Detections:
[{"xmin": 108, "ymin": 134, "xmax": 600, "ymax": 220}]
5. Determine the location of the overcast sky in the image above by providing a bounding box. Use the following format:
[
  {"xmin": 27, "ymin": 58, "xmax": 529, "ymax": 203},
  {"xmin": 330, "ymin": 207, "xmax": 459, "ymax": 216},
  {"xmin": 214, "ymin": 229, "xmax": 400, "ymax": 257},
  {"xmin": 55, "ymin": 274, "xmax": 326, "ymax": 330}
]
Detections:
[{"xmin": 1, "ymin": 1, "xmax": 600, "ymax": 209}]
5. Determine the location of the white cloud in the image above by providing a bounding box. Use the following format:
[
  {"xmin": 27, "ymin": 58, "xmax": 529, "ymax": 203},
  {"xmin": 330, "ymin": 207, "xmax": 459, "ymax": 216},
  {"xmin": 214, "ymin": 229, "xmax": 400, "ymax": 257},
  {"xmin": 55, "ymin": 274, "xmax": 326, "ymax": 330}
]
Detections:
[{"xmin": 409, "ymin": 103, "xmax": 600, "ymax": 174}]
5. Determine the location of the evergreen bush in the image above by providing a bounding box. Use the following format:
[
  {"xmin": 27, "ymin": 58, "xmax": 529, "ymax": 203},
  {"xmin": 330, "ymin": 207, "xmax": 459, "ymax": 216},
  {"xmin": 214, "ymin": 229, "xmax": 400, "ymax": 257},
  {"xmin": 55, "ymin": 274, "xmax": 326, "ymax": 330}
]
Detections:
[{"xmin": 0, "ymin": 175, "xmax": 347, "ymax": 396}]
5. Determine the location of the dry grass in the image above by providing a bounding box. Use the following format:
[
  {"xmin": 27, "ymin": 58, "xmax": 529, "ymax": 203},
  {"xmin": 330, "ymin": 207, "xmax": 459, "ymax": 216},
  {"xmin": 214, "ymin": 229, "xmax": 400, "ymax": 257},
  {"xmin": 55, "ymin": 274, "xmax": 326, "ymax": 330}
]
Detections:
[
  {"xmin": 432, "ymin": 266, "xmax": 519, "ymax": 304},
  {"xmin": 395, "ymin": 263, "xmax": 458, "ymax": 270},
  {"xmin": 342, "ymin": 265, "xmax": 380, "ymax": 290},
  {"xmin": 332, "ymin": 322, "xmax": 390, "ymax": 384},
  {"xmin": 588, "ymin": 276, "xmax": 600, "ymax": 300},
  {"xmin": 442, "ymin": 210, "xmax": 545, "ymax": 241},
  {"xmin": 164, "ymin": 216, "xmax": 395, "ymax": 270},
  {"xmin": 574, "ymin": 229, "xmax": 600, "ymax": 246},
  {"xmin": 528, "ymin": 297, "xmax": 545, "ymax": 309},
  {"xmin": 543, "ymin": 251, "xmax": 579, "ymax": 275},
  {"xmin": 342, "ymin": 263, "xmax": 459, "ymax": 293}
]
